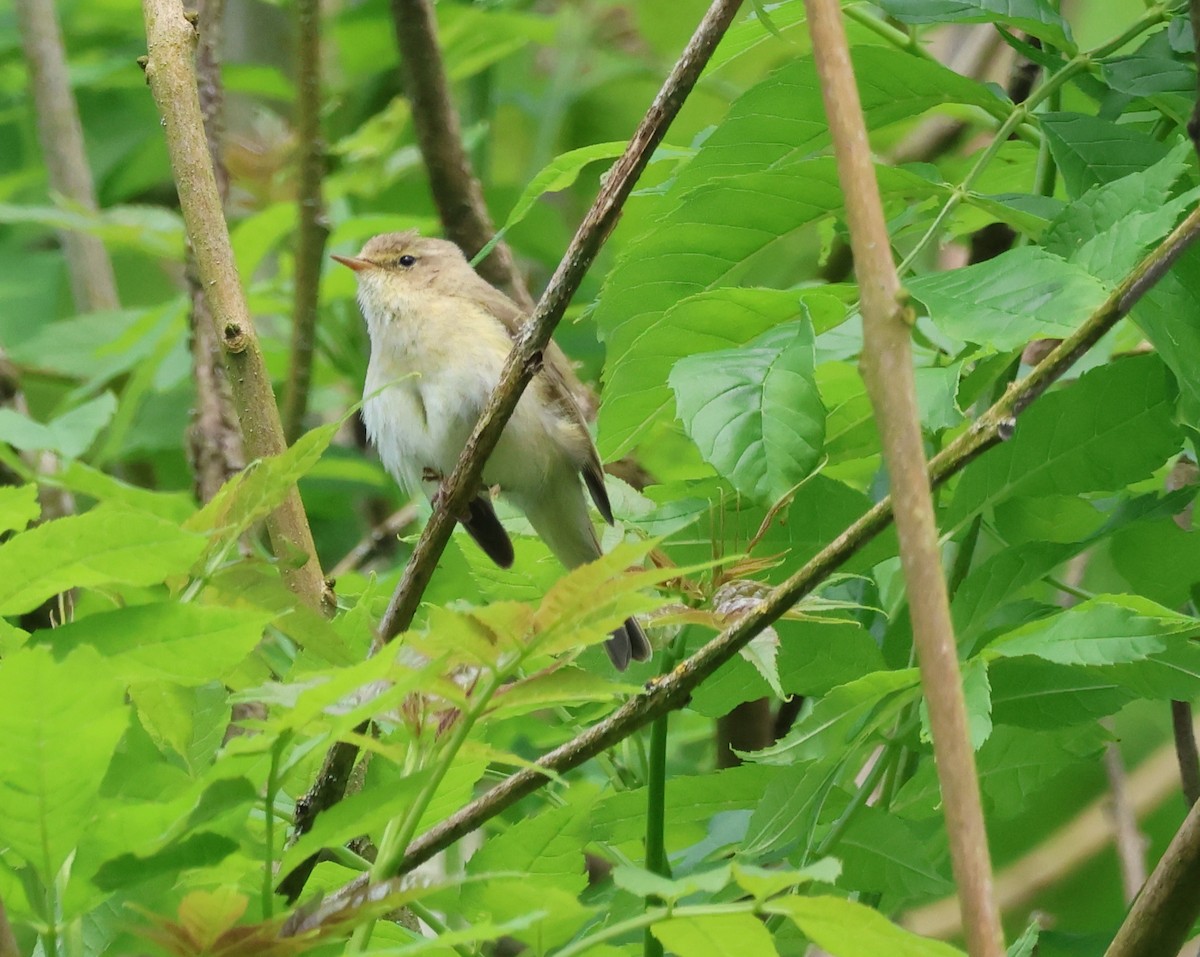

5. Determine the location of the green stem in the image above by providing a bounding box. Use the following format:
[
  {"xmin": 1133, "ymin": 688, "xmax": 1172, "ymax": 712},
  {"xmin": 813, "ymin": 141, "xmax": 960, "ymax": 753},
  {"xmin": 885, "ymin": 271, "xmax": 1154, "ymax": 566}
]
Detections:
[
  {"xmin": 643, "ymin": 632, "xmax": 687, "ymax": 957},
  {"xmin": 814, "ymin": 741, "xmax": 896, "ymax": 857},
  {"xmin": 843, "ymin": 4, "xmax": 927, "ymax": 59},
  {"xmin": 406, "ymin": 900, "xmax": 477, "ymax": 957},
  {"xmin": 1045, "ymin": 574, "xmax": 1092, "ymax": 603},
  {"xmin": 1089, "ymin": 5, "xmax": 1166, "ymax": 60},
  {"xmin": 262, "ymin": 733, "xmax": 289, "ymax": 920},
  {"xmin": 351, "ymin": 671, "xmax": 503, "ymax": 950}
]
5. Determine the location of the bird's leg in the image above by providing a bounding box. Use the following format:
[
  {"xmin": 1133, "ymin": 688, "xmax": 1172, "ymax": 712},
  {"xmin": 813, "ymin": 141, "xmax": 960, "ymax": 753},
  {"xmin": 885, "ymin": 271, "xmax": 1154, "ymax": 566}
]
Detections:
[{"xmin": 423, "ymin": 467, "xmax": 470, "ymax": 522}]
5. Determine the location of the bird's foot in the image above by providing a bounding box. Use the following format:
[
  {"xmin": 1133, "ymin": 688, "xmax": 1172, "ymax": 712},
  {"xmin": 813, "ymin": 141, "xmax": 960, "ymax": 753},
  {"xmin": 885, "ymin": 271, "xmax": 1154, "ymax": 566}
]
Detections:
[{"xmin": 424, "ymin": 469, "xmax": 471, "ymax": 522}]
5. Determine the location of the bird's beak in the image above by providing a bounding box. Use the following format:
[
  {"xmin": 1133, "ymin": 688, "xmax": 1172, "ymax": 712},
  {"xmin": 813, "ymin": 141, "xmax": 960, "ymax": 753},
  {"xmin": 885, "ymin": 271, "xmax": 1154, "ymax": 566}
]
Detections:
[{"xmin": 332, "ymin": 254, "xmax": 372, "ymax": 272}]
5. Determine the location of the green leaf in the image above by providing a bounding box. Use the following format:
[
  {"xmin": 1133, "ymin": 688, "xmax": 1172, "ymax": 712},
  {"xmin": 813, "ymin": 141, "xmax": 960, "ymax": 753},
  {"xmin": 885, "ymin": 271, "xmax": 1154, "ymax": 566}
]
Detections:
[
  {"xmin": 36, "ymin": 603, "xmax": 274, "ymax": 684},
  {"xmin": 952, "ymin": 543, "xmax": 1075, "ymax": 651},
  {"xmin": 613, "ymin": 864, "xmax": 732, "ymax": 902},
  {"xmin": 189, "ymin": 420, "xmax": 340, "ymax": 546},
  {"xmin": 985, "ymin": 596, "xmax": 1200, "ymax": 666},
  {"xmin": 464, "ymin": 802, "xmax": 591, "ymax": 903},
  {"xmin": 532, "ymin": 539, "xmax": 678, "ymax": 659},
  {"xmin": 1134, "ymin": 245, "xmax": 1200, "ymax": 431},
  {"xmin": 671, "ymin": 320, "xmax": 825, "ymax": 504},
  {"xmin": 893, "ymin": 724, "xmax": 1107, "ymax": 820},
  {"xmin": 837, "ymin": 807, "xmax": 953, "ymax": 900},
  {"xmin": 754, "ymin": 669, "xmax": 921, "ymax": 764},
  {"xmin": 0, "ymin": 503, "xmax": 208, "ymax": 615},
  {"xmin": 0, "ymin": 484, "xmax": 40, "ymax": 534},
  {"xmin": 591, "ymin": 765, "xmax": 778, "ymax": 845},
  {"xmin": 1039, "ymin": 113, "xmax": 1173, "ymax": 197},
  {"xmin": 50, "ymin": 460, "xmax": 195, "ymax": 523},
  {"xmin": 1045, "ymin": 141, "xmax": 1198, "ymax": 284},
  {"xmin": 91, "ymin": 833, "xmax": 239, "ymax": 892},
  {"xmin": 909, "ymin": 247, "xmax": 1107, "ymax": 350},
  {"xmin": 742, "ymin": 758, "xmax": 838, "ymax": 857},
  {"xmin": 477, "ymin": 141, "xmax": 631, "ymax": 263},
  {"xmin": 989, "ymin": 657, "xmax": 1133, "ymax": 727},
  {"xmin": 732, "ymin": 859, "xmax": 842, "ymax": 900},
  {"xmin": 766, "ymin": 894, "xmax": 966, "ymax": 956},
  {"xmin": 0, "ymin": 646, "xmax": 127, "ymax": 884},
  {"xmin": 672, "ymin": 46, "xmax": 1006, "ymax": 192},
  {"xmin": 486, "ymin": 666, "xmax": 631, "ymax": 720},
  {"xmin": 0, "ymin": 201, "xmax": 184, "ymax": 259},
  {"xmin": 874, "ymin": 0, "xmax": 1073, "ymax": 49},
  {"xmin": 603, "ymin": 286, "xmax": 844, "ymax": 461},
  {"xmin": 0, "ymin": 391, "xmax": 118, "ymax": 459},
  {"xmin": 6, "ymin": 304, "xmax": 181, "ymax": 384},
  {"xmin": 946, "ymin": 355, "xmax": 1181, "ymax": 530},
  {"xmin": 653, "ymin": 912, "xmax": 780, "ymax": 957}
]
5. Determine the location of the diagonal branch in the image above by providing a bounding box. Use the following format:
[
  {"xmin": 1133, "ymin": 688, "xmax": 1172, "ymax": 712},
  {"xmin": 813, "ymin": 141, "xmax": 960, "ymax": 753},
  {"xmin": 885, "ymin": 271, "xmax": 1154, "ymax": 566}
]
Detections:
[
  {"xmin": 376, "ymin": 0, "xmax": 745, "ymax": 641},
  {"xmin": 803, "ymin": 2, "xmax": 1003, "ymax": 955},
  {"xmin": 390, "ymin": 0, "xmax": 533, "ymax": 310},
  {"xmin": 141, "ymin": 0, "xmax": 329, "ymax": 613},
  {"xmin": 284, "ymin": 196, "xmax": 1200, "ymax": 936},
  {"xmin": 1104, "ymin": 795, "xmax": 1200, "ymax": 957},
  {"xmin": 277, "ymin": 0, "xmax": 746, "ymax": 905}
]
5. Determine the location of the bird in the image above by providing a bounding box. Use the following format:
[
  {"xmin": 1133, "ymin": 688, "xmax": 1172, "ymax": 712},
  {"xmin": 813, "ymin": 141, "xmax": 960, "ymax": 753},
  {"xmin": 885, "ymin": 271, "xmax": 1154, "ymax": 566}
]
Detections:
[{"xmin": 333, "ymin": 231, "xmax": 651, "ymax": 670}]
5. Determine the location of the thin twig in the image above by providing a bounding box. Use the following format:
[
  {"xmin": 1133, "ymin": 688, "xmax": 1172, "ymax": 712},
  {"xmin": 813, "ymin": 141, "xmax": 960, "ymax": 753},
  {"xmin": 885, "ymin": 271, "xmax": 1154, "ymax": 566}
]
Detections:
[
  {"xmin": 282, "ymin": 0, "xmax": 329, "ymax": 444},
  {"xmin": 14, "ymin": 0, "xmax": 119, "ymax": 313},
  {"xmin": 283, "ymin": 183, "xmax": 1200, "ymax": 941},
  {"xmin": 141, "ymin": 0, "xmax": 330, "ymax": 613},
  {"xmin": 390, "ymin": 0, "xmax": 533, "ymax": 310},
  {"xmin": 278, "ymin": 0, "xmax": 746, "ymax": 906},
  {"xmin": 329, "ymin": 503, "xmax": 419, "ymax": 580},
  {"xmin": 1103, "ymin": 731, "xmax": 1149, "ymax": 902},
  {"xmin": 804, "ymin": 2, "xmax": 1003, "ymax": 954},
  {"xmin": 1172, "ymin": 701, "xmax": 1200, "ymax": 806}
]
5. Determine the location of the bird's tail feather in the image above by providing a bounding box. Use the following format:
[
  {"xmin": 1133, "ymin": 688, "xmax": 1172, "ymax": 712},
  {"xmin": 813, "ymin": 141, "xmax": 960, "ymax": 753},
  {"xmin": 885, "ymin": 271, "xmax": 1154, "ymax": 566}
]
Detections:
[{"xmin": 605, "ymin": 616, "xmax": 652, "ymax": 671}]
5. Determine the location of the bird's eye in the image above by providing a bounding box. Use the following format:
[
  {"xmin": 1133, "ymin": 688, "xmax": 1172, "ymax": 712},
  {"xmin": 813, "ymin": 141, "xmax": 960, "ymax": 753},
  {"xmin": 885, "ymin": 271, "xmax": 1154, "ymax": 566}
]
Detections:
[{"xmin": 398, "ymin": 254, "xmax": 417, "ymax": 267}]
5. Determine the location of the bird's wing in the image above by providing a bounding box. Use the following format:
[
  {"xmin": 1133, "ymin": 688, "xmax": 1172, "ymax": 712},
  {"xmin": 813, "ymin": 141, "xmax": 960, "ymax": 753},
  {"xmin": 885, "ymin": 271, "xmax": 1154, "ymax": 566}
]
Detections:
[{"xmin": 460, "ymin": 276, "xmax": 614, "ymax": 525}]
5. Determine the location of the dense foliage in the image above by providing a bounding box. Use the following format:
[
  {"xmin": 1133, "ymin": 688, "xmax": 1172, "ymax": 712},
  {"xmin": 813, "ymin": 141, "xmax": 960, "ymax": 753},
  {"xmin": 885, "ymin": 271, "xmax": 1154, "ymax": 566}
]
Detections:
[{"xmin": 1, "ymin": 0, "xmax": 1198, "ymax": 954}]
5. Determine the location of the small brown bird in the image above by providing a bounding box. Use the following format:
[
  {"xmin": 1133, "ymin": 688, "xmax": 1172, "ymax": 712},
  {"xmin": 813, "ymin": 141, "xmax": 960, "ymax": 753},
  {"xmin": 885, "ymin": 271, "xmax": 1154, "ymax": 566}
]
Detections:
[{"xmin": 334, "ymin": 231, "xmax": 651, "ymax": 670}]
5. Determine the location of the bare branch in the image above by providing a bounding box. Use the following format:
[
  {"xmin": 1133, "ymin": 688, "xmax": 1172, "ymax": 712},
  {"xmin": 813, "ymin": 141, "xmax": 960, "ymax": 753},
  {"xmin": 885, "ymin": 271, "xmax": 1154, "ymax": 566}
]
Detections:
[
  {"xmin": 282, "ymin": 0, "xmax": 330, "ymax": 444},
  {"xmin": 1105, "ymin": 797, "xmax": 1200, "ymax": 957},
  {"xmin": 803, "ymin": 2, "xmax": 1003, "ymax": 954},
  {"xmin": 141, "ymin": 0, "xmax": 329, "ymax": 612},
  {"xmin": 390, "ymin": 0, "xmax": 533, "ymax": 309},
  {"xmin": 1173, "ymin": 700, "xmax": 1200, "ymax": 806},
  {"xmin": 14, "ymin": 0, "xmax": 119, "ymax": 313}
]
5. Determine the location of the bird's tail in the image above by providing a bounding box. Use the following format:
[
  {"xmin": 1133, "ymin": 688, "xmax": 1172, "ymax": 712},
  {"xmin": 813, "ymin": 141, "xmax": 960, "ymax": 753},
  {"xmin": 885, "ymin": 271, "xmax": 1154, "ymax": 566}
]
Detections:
[
  {"xmin": 516, "ymin": 474, "xmax": 652, "ymax": 671},
  {"xmin": 605, "ymin": 616, "xmax": 652, "ymax": 671}
]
